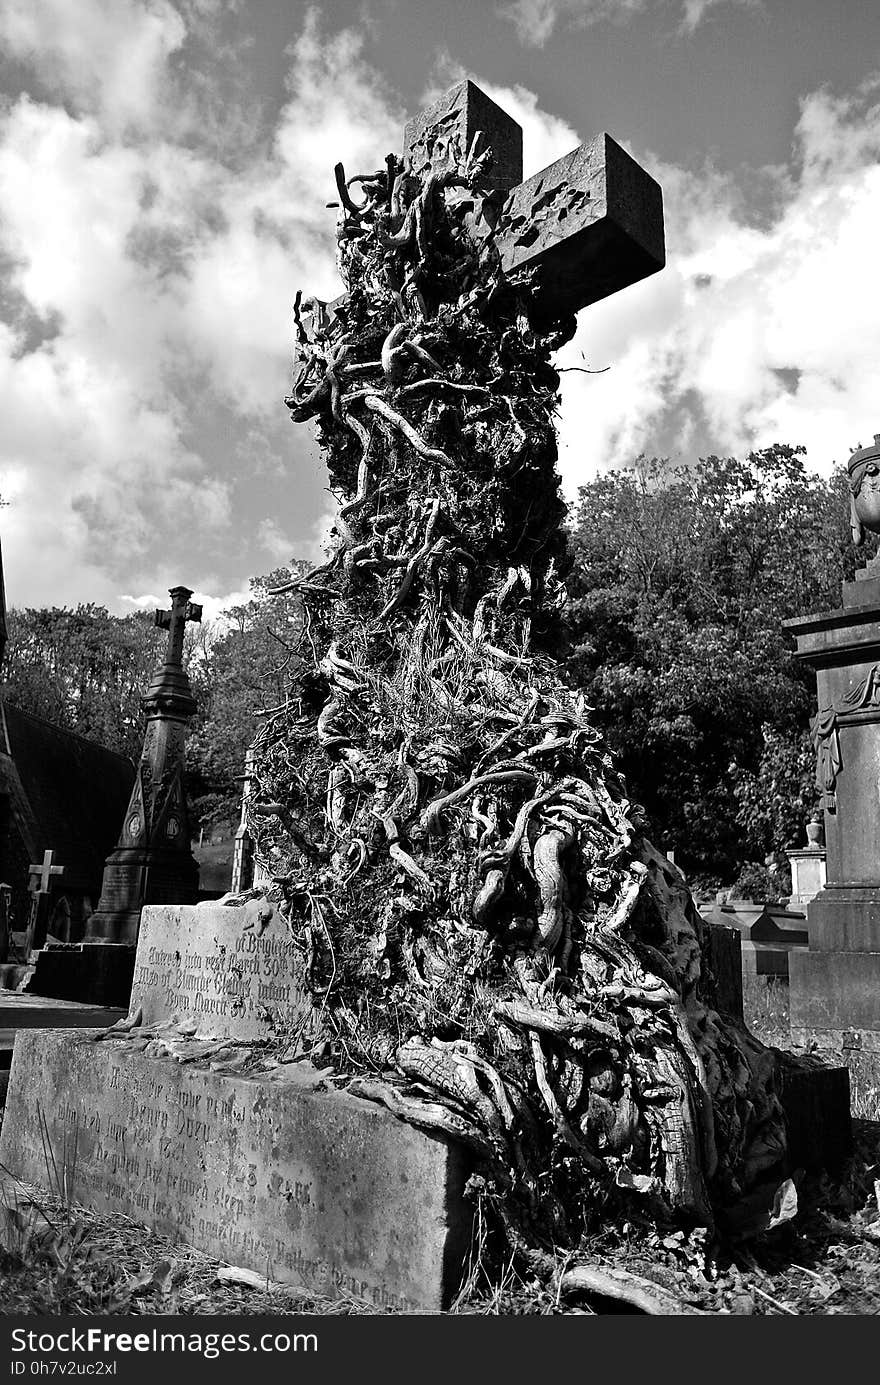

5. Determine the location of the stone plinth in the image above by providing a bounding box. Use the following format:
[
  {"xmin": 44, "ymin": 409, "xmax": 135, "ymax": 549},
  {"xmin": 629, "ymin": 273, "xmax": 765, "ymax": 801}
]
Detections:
[
  {"xmin": 786, "ymin": 845, "xmax": 826, "ymax": 909},
  {"xmin": 0, "ymin": 1030, "xmax": 470, "ymax": 1311},
  {"xmin": 785, "ymin": 585, "xmax": 880, "ymax": 1077},
  {"xmin": 22, "ymin": 942, "xmax": 135, "ymax": 1009}
]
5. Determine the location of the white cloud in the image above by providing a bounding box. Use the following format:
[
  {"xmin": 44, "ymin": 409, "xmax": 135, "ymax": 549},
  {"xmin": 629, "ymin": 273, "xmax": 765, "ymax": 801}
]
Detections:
[
  {"xmin": 556, "ymin": 82, "xmax": 880, "ymax": 488},
  {"xmin": 497, "ymin": 0, "xmax": 757, "ymax": 46},
  {"xmin": 0, "ymin": 4, "xmax": 404, "ymax": 609},
  {"xmin": 256, "ymin": 517, "xmax": 294, "ymax": 563},
  {"xmin": 2, "ymin": 0, "xmax": 879, "ymax": 621},
  {"xmin": 680, "ymin": 0, "xmax": 759, "ymax": 33},
  {"xmin": 0, "ymin": 0, "xmax": 186, "ymax": 133}
]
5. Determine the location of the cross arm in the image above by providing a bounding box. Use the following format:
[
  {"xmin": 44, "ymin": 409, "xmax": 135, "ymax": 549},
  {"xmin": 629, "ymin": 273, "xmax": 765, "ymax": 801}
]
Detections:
[{"xmin": 494, "ymin": 133, "xmax": 665, "ymax": 324}]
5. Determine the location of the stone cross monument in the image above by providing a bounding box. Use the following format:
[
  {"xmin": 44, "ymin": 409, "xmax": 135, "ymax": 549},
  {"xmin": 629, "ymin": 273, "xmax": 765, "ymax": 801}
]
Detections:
[{"xmin": 86, "ymin": 586, "xmax": 202, "ymax": 944}]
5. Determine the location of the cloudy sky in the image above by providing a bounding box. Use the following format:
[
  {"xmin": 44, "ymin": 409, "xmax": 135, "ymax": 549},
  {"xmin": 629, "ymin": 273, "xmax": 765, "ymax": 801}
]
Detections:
[{"xmin": 1, "ymin": 0, "xmax": 879, "ymax": 617}]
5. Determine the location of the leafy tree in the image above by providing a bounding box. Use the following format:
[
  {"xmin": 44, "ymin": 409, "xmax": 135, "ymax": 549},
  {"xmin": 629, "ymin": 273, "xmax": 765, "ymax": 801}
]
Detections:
[
  {"xmin": 186, "ymin": 567, "xmax": 306, "ymax": 828},
  {"xmin": 1, "ymin": 604, "xmax": 164, "ymax": 761},
  {"xmin": 564, "ymin": 444, "xmax": 870, "ymax": 881}
]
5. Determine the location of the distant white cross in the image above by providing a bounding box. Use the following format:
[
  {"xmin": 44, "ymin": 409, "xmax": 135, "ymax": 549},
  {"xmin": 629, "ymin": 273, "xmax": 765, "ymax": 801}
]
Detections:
[{"xmin": 29, "ymin": 849, "xmax": 64, "ymax": 893}]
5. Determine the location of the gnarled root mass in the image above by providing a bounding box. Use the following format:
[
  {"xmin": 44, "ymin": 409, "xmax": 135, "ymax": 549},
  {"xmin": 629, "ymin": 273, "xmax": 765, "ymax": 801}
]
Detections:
[{"xmin": 248, "ymin": 131, "xmax": 788, "ymax": 1264}]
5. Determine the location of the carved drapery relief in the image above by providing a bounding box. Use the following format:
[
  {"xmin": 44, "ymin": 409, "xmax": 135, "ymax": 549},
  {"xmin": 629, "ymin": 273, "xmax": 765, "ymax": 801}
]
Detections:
[{"xmin": 811, "ymin": 662, "xmax": 880, "ymax": 810}]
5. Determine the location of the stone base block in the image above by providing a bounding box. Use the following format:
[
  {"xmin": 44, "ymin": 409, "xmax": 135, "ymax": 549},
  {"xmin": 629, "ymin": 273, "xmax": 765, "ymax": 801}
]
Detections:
[
  {"xmin": 803, "ymin": 890, "xmax": 880, "ymax": 952},
  {"xmin": 0, "ymin": 1031, "xmax": 471, "ymax": 1311},
  {"xmin": 22, "ymin": 943, "xmax": 136, "ymax": 1009},
  {"xmin": 740, "ymin": 943, "xmax": 801, "ymax": 979},
  {"xmin": 777, "ymin": 1052, "xmax": 852, "ymax": 1171},
  {"xmin": 790, "ymin": 949, "xmax": 880, "ymax": 1031}
]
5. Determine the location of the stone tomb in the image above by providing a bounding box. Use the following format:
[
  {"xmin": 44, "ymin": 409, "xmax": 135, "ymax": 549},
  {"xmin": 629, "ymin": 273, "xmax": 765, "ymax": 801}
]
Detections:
[
  {"xmin": 699, "ymin": 899, "xmax": 809, "ymax": 980},
  {"xmin": 0, "ymin": 900, "xmax": 471, "ymax": 1311}
]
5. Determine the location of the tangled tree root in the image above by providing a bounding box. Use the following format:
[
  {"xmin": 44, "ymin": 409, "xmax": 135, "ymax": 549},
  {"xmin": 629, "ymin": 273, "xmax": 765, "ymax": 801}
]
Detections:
[{"xmin": 248, "ymin": 121, "xmax": 790, "ymax": 1268}]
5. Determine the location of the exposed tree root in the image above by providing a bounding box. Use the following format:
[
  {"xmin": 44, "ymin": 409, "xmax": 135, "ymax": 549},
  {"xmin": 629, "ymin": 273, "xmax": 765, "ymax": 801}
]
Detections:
[{"xmin": 558, "ymin": 1265, "xmax": 706, "ymax": 1316}]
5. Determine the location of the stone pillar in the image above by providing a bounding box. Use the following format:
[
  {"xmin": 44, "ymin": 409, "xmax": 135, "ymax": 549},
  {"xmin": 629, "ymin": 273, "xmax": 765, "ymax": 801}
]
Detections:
[
  {"xmin": 785, "ymin": 505, "xmax": 880, "ymax": 1079},
  {"xmin": 231, "ymin": 745, "xmax": 256, "ymax": 895},
  {"xmin": 86, "ymin": 587, "xmax": 202, "ymax": 945}
]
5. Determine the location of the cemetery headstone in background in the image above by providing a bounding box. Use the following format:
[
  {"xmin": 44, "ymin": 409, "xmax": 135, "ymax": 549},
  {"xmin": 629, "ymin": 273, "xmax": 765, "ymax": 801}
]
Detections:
[
  {"xmin": 785, "ymin": 434, "xmax": 880, "ymax": 1089},
  {"xmin": 19, "ymin": 585, "xmax": 205, "ymax": 1010}
]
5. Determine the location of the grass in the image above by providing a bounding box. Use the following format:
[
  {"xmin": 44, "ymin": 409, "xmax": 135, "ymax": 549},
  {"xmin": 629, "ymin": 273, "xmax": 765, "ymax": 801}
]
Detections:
[{"xmin": 743, "ymin": 975, "xmax": 791, "ymax": 1050}]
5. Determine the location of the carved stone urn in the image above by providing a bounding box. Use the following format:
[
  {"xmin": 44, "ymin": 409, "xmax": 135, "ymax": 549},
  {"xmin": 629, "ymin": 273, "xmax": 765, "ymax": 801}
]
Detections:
[
  {"xmin": 805, "ymin": 811, "xmax": 824, "ymax": 848},
  {"xmin": 849, "ymin": 434, "xmax": 880, "ymax": 545}
]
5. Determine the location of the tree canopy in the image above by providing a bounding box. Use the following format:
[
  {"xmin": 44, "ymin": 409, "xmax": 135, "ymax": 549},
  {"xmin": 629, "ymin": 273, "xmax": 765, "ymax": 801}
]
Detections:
[
  {"xmin": 1, "ymin": 604, "xmax": 163, "ymax": 762},
  {"xmin": 0, "ymin": 572, "xmax": 304, "ymax": 835},
  {"xmin": 185, "ymin": 567, "xmax": 305, "ymax": 828},
  {"xmin": 1, "ymin": 446, "xmax": 867, "ymax": 878},
  {"xmin": 564, "ymin": 444, "xmax": 870, "ymax": 884}
]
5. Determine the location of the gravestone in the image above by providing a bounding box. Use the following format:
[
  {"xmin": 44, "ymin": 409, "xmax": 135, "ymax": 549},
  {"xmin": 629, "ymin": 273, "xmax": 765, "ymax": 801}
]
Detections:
[
  {"xmin": 785, "ymin": 433, "xmax": 880, "ymax": 1084},
  {"xmin": 20, "ymin": 585, "xmax": 205, "ymax": 1012},
  {"xmin": 129, "ymin": 899, "xmax": 311, "ymax": 1038},
  {"xmin": 0, "ymin": 898, "xmax": 471, "ymax": 1309},
  {"xmin": 24, "ymin": 849, "xmax": 64, "ymax": 952},
  {"xmin": 230, "ymin": 747, "xmax": 257, "ymax": 896},
  {"xmin": 314, "ymin": 77, "xmax": 665, "ymax": 342}
]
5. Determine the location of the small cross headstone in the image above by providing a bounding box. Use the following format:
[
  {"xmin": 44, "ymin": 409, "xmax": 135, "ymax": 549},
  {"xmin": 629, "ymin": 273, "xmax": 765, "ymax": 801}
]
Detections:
[
  {"xmin": 29, "ymin": 849, "xmax": 64, "ymax": 895},
  {"xmin": 26, "ymin": 849, "xmax": 64, "ymax": 953}
]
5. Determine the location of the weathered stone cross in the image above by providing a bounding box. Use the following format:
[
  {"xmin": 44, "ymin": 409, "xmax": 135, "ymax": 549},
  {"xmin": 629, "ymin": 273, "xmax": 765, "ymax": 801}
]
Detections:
[
  {"xmin": 402, "ymin": 79, "xmax": 665, "ymax": 324},
  {"xmin": 155, "ymin": 585, "xmax": 202, "ymax": 668},
  {"xmin": 28, "ymin": 849, "xmax": 64, "ymax": 894}
]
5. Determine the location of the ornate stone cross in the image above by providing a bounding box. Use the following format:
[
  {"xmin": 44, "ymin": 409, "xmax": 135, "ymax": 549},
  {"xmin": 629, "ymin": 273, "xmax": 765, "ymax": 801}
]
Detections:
[
  {"xmin": 402, "ymin": 79, "xmax": 665, "ymax": 324},
  {"xmin": 155, "ymin": 585, "xmax": 202, "ymax": 668},
  {"xmin": 28, "ymin": 849, "xmax": 64, "ymax": 894}
]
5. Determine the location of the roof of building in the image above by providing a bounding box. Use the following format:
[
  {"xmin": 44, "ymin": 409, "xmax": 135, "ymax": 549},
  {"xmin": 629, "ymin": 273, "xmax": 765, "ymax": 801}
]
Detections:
[{"xmin": 0, "ymin": 701, "xmax": 135, "ymax": 892}]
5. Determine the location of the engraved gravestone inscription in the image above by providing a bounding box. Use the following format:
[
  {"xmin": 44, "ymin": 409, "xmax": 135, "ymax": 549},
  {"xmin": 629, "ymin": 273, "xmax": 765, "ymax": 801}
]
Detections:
[{"xmin": 129, "ymin": 901, "xmax": 311, "ymax": 1040}]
